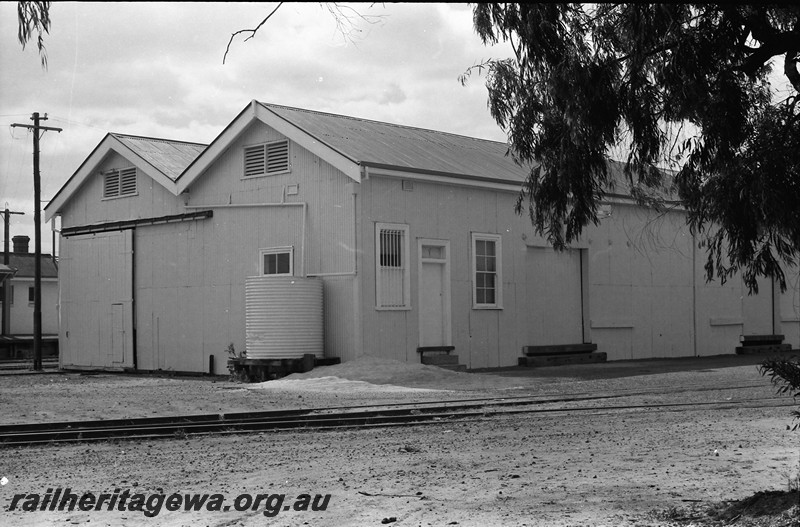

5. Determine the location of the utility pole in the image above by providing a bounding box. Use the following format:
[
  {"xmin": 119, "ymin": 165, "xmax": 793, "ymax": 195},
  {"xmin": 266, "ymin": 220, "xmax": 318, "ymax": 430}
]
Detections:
[
  {"xmin": 2, "ymin": 206, "xmax": 25, "ymax": 337},
  {"xmin": 11, "ymin": 113, "xmax": 62, "ymax": 370}
]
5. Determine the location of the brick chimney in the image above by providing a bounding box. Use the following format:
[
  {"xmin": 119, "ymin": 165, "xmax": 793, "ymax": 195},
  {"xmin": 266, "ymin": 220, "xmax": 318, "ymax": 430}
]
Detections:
[{"xmin": 12, "ymin": 235, "xmax": 29, "ymax": 254}]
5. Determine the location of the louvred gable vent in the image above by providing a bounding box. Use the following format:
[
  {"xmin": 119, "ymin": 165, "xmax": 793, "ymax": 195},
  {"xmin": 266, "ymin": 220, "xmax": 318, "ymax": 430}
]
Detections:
[
  {"xmin": 119, "ymin": 167, "xmax": 137, "ymax": 195},
  {"xmin": 244, "ymin": 140, "xmax": 289, "ymax": 177},
  {"xmin": 266, "ymin": 141, "xmax": 289, "ymax": 174},
  {"xmin": 244, "ymin": 145, "xmax": 265, "ymax": 177},
  {"xmin": 103, "ymin": 171, "xmax": 120, "ymax": 198}
]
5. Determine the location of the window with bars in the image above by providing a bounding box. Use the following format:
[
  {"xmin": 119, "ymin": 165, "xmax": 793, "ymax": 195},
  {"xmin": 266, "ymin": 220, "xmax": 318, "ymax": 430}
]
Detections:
[
  {"xmin": 260, "ymin": 247, "xmax": 294, "ymax": 276},
  {"xmin": 103, "ymin": 167, "xmax": 137, "ymax": 198},
  {"xmin": 376, "ymin": 223, "xmax": 410, "ymax": 309},
  {"xmin": 472, "ymin": 233, "xmax": 502, "ymax": 308},
  {"xmin": 244, "ymin": 140, "xmax": 290, "ymax": 178}
]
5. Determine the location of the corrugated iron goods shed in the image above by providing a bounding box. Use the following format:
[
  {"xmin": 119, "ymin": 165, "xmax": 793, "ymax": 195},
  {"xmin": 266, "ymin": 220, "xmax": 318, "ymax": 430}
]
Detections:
[{"xmin": 41, "ymin": 100, "xmax": 799, "ymax": 374}]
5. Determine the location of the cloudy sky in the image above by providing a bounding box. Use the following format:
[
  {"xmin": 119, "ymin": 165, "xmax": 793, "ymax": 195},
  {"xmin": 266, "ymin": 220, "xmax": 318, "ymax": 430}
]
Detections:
[{"xmin": 0, "ymin": 2, "xmax": 514, "ymax": 254}]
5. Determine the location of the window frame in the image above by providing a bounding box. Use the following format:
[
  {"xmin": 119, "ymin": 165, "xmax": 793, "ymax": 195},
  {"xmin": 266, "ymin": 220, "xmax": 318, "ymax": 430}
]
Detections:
[
  {"xmin": 101, "ymin": 167, "xmax": 138, "ymax": 200},
  {"xmin": 243, "ymin": 139, "xmax": 291, "ymax": 179},
  {"xmin": 375, "ymin": 222, "xmax": 411, "ymax": 310},
  {"xmin": 471, "ymin": 232, "xmax": 503, "ymax": 309},
  {"xmin": 259, "ymin": 246, "xmax": 294, "ymax": 276}
]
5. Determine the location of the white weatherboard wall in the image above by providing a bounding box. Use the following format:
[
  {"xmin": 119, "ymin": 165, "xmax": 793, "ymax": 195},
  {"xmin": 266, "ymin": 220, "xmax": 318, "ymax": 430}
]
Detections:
[
  {"xmin": 780, "ymin": 273, "xmax": 800, "ymax": 348},
  {"xmin": 586, "ymin": 204, "xmax": 696, "ymax": 360},
  {"xmin": 357, "ymin": 175, "xmax": 593, "ymax": 369},
  {"xmin": 53, "ymin": 117, "xmax": 800, "ymax": 373},
  {"xmin": 5, "ymin": 279, "xmax": 59, "ymax": 335},
  {"xmin": 57, "ymin": 119, "xmax": 358, "ymax": 373},
  {"xmin": 356, "ymin": 175, "xmax": 800, "ymax": 369},
  {"xmin": 173, "ymin": 119, "xmax": 358, "ymax": 369}
]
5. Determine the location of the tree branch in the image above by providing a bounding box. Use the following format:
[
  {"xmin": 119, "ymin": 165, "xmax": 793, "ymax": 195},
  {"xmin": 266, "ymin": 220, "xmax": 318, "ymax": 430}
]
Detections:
[
  {"xmin": 736, "ymin": 27, "xmax": 800, "ymax": 78},
  {"xmin": 223, "ymin": 2, "xmax": 283, "ymax": 64},
  {"xmin": 17, "ymin": 1, "xmax": 51, "ymax": 69},
  {"xmin": 785, "ymin": 51, "xmax": 800, "ymax": 93}
]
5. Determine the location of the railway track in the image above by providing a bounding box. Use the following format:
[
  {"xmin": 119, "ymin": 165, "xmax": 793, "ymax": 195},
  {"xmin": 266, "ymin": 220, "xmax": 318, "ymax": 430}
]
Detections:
[{"xmin": 0, "ymin": 390, "xmax": 793, "ymax": 447}]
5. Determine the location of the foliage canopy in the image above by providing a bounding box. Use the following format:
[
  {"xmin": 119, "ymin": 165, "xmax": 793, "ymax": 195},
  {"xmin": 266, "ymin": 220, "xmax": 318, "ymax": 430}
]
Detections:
[{"xmin": 466, "ymin": 4, "xmax": 800, "ymax": 292}]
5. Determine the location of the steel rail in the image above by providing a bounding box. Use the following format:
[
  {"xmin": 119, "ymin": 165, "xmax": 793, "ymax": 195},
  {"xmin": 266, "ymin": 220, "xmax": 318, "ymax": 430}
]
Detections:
[
  {"xmin": 0, "ymin": 394, "xmax": 792, "ymax": 447},
  {"xmin": 0, "ymin": 379, "xmax": 775, "ymax": 435}
]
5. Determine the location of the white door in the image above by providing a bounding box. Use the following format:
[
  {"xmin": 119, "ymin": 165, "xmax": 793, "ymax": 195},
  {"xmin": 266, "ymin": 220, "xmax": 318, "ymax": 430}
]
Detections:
[
  {"xmin": 418, "ymin": 240, "xmax": 451, "ymax": 347},
  {"xmin": 526, "ymin": 247, "xmax": 584, "ymax": 344},
  {"xmin": 779, "ymin": 273, "xmax": 800, "ymax": 348},
  {"xmin": 59, "ymin": 230, "xmax": 134, "ymax": 369},
  {"xmin": 742, "ymin": 275, "xmax": 775, "ymax": 336}
]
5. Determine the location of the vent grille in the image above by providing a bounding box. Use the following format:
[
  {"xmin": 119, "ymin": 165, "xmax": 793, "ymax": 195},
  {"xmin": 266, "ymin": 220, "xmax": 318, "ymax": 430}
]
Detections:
[
  {"xmin": 244, "ymin": 140, "xmax": 290, "ymax": 177},
  {"xmin": 266, "ymin": 141, "xmax": 289, "ymax": 174},
  {"xmin": 119, "ymin": 168, "xmax": 137, "ymax": 196},
  {"xmin": 103, "ymin": 172, "xmax": 120, "ymax": 198},
  {"xmin": 244, "ymin": 145, "xmax": 265, "ymax": 177},
  {"xmin": 103, "ymin": 167, "xmax": 137, "ymax": 198}
]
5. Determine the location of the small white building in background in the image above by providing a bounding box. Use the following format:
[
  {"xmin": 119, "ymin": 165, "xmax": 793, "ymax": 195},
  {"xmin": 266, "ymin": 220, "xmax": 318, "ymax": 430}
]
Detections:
[
  {"xmin": 43, "ymin": 101, "xmax": 800, "ymax": 374},
  {"xmin": 0, "ymin": 235, "xmax": 60, "ymax": 358}
]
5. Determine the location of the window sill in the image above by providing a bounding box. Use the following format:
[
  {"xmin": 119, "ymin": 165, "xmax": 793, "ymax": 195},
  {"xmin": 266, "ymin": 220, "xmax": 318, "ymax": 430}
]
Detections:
[
  {"xmin": 101, "ymin": 193, "xmax": 139, "ymax": 201},
  {"xmin": 241, "ymin": 170, "xmax": 291, "ymax": 180}
]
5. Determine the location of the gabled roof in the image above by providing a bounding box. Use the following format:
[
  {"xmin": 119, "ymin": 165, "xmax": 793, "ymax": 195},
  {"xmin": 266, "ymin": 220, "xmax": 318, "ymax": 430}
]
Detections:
[
  {"xmin": 175, "ymin": 101, "xmax": 525, "ymax": 193},
  {"xmin": 45, "ymin": 134, "xmax": 207, "ymax": 221},
  {"xmin": 113, "ymin": 134, "xmax": 207, "ymax": 182},
  {"xmin": 4, "ymin": 253, "xmax": 58, "ymax": 279},
  {"xmin": 176, "ymin": 101, "xmax": 366, "ymax": 190},
  {"xmin": 46, "ymin": 99, "xmax": 672, "ymax": 222},
  {"xmin": 262, "ymin": 102, "xmax": 526, "ymax": 184}
]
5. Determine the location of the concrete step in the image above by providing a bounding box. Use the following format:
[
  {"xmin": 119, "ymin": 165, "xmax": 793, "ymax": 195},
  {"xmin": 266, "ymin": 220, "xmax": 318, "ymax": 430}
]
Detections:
[
  {"xmin": 518, "ymin": 351, "xmax": 607, "ymax": 368},
  {"xmin": 735, "ymin": 344, "xmax": 792, "ymax": 355},
  {"xmin": 523, "ymin": 343, "xmax": 597, "ymax": 356},
  {"xmin": 739, "ymin": 334, "xmax": 784, "ymax": 346}
]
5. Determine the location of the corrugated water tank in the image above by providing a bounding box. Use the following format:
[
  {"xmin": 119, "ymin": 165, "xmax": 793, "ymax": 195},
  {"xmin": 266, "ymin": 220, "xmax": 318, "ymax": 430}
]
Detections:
[{"xmin": 245, "ymin": 276, "xmax": 324, "ymax": 359}]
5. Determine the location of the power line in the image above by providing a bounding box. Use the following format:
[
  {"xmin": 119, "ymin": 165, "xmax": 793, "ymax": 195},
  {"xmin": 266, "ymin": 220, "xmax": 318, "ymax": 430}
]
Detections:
[{"xmin": 47, "ymin": 115, "xmax": 108, "ymax": 132}]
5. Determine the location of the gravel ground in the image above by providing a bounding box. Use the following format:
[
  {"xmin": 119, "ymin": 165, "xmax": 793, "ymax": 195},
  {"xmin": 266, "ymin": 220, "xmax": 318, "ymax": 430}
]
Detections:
[{"xmin": 0, "ymin": 354, "xmax": 798, "ymax": 526}]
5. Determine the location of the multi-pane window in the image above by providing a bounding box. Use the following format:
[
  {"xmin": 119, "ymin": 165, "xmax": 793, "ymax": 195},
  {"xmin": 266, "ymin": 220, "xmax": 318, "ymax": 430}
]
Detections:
[
  {"xmin": 244, "ymin": 140, "xmax": 290, "ymax": 178},
  {"xmin": 260, "ymin": 247, "xmax": 294, "ymax": 276},
  {"xmin": 472, "ymin": 233, "xmax": 502, "ymax": 308},
  {"xmin": 376, "ymin": 223, "xmax": 410, "ymax": 309},
  {"xmin": 103, "ymin": 167, "xmax": 137, "ymax": 198}
]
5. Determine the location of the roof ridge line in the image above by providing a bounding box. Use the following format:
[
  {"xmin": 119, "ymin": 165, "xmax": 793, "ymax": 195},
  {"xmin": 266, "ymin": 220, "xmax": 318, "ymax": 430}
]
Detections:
[
  {"xmin": 259, "ymin": 102, "xmax": 508, "ymax": 146},
  {"xmin": 111, "ymin": 132, "xmax": 208, "ymax": 148}
]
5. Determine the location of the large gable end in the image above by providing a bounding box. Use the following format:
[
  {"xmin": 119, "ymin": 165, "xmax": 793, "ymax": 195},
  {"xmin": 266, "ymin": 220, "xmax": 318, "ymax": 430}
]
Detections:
[
  {"xmin": 175, "ymin": 101, "xmax": 363, "ymax": 193},
  {"xmin": 45, "ymin": 133, "xmax": 205, "ymax": 222}
]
